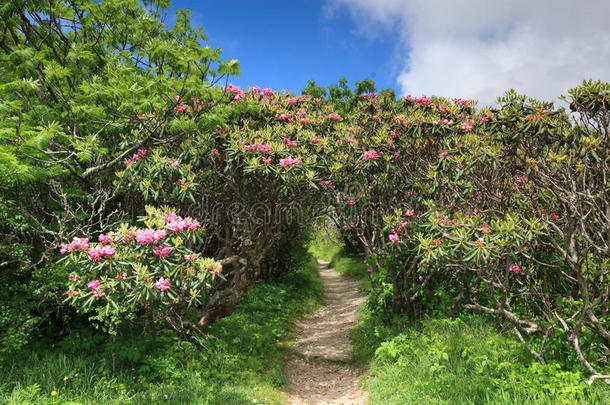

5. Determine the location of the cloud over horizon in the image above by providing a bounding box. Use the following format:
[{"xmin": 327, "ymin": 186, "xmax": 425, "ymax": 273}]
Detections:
[{"xmin": 325, "ymin": 0, "xmax": 610, "ymax": 105}]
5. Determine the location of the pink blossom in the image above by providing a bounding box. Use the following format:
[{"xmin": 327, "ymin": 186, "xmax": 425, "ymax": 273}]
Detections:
[
  {"xmin": 296, "ymin": 109, "xmax": 307, "ymax": 116},
  {"xmin": 184, "ymin": 253, "xmax": 199, "ymax": 262},
  {"xmin": 115, "ymin": 272, "xmax": 128, "ymax": 280},
  {"xmin": 362, "ymin": 150, "xmax": 381, "ymax": 160},
  {"xmin": 92, "ymin": 288, "xmax": 105, "ymax": 298},
  {"xmin": 509, "ymin": 264, "xmax": 521, "ymax": 275},
  {"xmin": 208, "ymin": 261, "xmax": 223, "ymax": 275},
  {"xmin": 328, "ymin": 113, "xmax": 340, "ymax": 121},
  {"xmin": 346, "ymin": 199, "xmax": 355, "ymax": 206},
  {"xmin": 155, "ymin": 277, "xmax": 171, "ymax": 291},
  {"xmin": 257, "ymin": 143, "xmax": 271, "ymax": 153},
  {"xmin": 461, "ymin": 120, "xmax": 474, "ymax": 132},
  {"xmin": 311, "ymin": 136, "xmax": 320, "ymax": 144},
  {"xmin": 173, "ymin": 105, "xmax": 187, "ymax": 113},
  {"xmin": 135, "ymin": 229, "xmax": 167, "ymax": 245},
  {"xmin": 262, "ymin": 156, "xmax": 272, "ymax": 164},
  {"xmin": 211, "ymin": 148, "xmax": 220, "ymax": 157},
  {"xmin": 68, "ymin": 274, "xmax": 79, "ymax": 282},
  {"xmin": 279, "ymin": 156, "xmax": 302, "ymax": 167},
  {"xmin": 124, "ymin": 149, "xmax": 147, "ymax": 165},
  {"xmin": 136, "ymin": 113, "xmax": 146, "ymax": 120},
  {"xmin": 299, "ymin": 118, "xmax": 310, "ymax": 124},
  {"xmin": 284, "ymin": 138, "xmax": 297, "ymax": 147},
  {"xmin": 174, "ymin": 95, "xmax": 182, "ymax": 102},
  {"xmin": 98, "ymin": 233, "xmax": 111, "ymax": 245},
  {"xmin": 153, "ymin": 245, "xmax": 171, "ymax": 258},
  {"xmin": 168, "ymin": 159, "xmax": 180, "ymax": 167},
  {"xmin": 262, "ymin": 88, "xmax": 273, "ymax": 96},
  {"xmin": 87, "ymin": 280, "xmax": 101, "ymax": 290},
  {"xmin": 61, "ymin": 237, "xmax": 89, "ymax": 253},
  {"xmin": 389, "ymin": 233, "xmax": 400, "ymax": 243},
  {"xmin": 87, "ymin": 245, "xmax": 115, "ymax": 261},
  {"xmin": 60, "ymin": 245, "xmax": 69, "ymax": 254},
  {"xmin": 405, "ymin": 210, "xmax": 414, "ymax": 217},
  {"xmin": 285, "ymin": 97, "xmax": 298, "ymax": 105},
  {"xmin": 319, "ymin": 180, "xmax": 331, "ymax": 185}
]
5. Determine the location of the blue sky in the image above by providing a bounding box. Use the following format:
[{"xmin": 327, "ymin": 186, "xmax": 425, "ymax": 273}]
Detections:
[
  {"xmin": 171, "ymin": 0, "xmax": 398, "ymax": 95},
  {"xmin": 170, "ymin": 1, "xmax": 610, "ymax": 105}
]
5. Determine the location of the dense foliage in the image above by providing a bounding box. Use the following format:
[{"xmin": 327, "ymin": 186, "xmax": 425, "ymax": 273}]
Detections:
[{"xmin": 0, "ymin": 0, "xmax": 608, "ymax": 391}]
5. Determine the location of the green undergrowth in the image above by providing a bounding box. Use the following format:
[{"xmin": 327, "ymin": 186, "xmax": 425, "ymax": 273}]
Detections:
[
  {"xmin": 312, "ymin": 232, "xmax": 609, "ymax": 404},
  {"xmin": 357, "ymin": 314, "xmax": 610, "ymax": 404},
  {"xmin": 308, "ymin": 228, "xmax": 370, "ymax": 290},
  {"xmin": 0, "ymin": 253, "xmax": 323, "ymax": 405}
]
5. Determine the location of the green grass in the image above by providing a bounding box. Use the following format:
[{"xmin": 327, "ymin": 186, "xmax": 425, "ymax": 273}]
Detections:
[
  {"xmin": 352, "ymin": 312, "xmax": 610, "ymax": 404},
  {"xmin": 0, "ymin": 255, "xmax": 323, "ymax": 405},
  {"xmin": 311, "ymin": 230, "xmax": 609, "ymax": 404},
  {"xmin": 308, "ymin": 227, "xmax": 370, "ymax": 289}
]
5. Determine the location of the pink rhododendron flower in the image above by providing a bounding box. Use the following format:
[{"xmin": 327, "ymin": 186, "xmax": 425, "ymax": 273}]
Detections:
[
  {"xmin": 98, "ymin": 233, "xmax": 111, "ymax": 245},
  {"xmin": 115, "ymin": 272, "xmax": 128, "ymax": 280},
  {"xmin": 509, "ymin": 264, "xmax": 521, "ymax": 275},
  {"xmin": 262, "ymin": 156, "xmax": 272, "ymax": 164},
  {"xmin": 68, "ymin": 274, "xmax": 79, "ymax": 282},
  {"xmin": 92, "ymin": 288, "xmax": 105, "ymax": 298},
  {"xmin": 299, "ymin": 118, "xmax": 310, "ymax": 124},
  {"xmin": 257, "ymin": 143, "xmax": 271, "ymax": 153},
  {"xmin": 61, "ymin": 237, "xmax": 90, "ymax": 253},
  {"xmin": 135, "ymin": 229, "xmax": 167, "ymax": 245},
  {"xmin": 328, "ymin": 113, "xmax": 340, "ymax": 121},
  {"xmin": 87, "ymin": 245, "xmax": 115, "ymax": 261},
  {"xmin": 319, "ymin": 180, "xmax": 331, "ymax": 185},
  {"xmin": 362, "ymin": 150, "xmax": 381, "ymax": 160},
  {"xmin": 296, "ymin": 109, "xmax": 306, "ymax": 116},
  {"xmin": 262, "ymin": 88, "xmax": 273, "ymax": 96},
  {"xmin": 168, "ymin": 159, "xmax": 180, "ymax": 167},
  {"xmin": 284, "ymin": 138, "xmax": 297, "ymax": 147},
  {"xmin": 172, "ymin": 104, "xmax": 187, "ymax": 113},
  {"xmin": 208, "ymin": 261, "xmax": 223, "ymax": 275},
  {"xmin": 184, "ymin": 253, "xmax": 199, "ymax": 262},
  {"xmin": 136, "ymin": 113, "xmax": 146, "ymax": 120},
  {"xmin": 211, "ymin": 148, "xmax": 220, "ymax": 157},
  {"xmin": 279, "ymin": 156, "xmax": 302, "ymax": 167},
  {"xmin": 285, "ymin": 97, "xmax": 298, "ymax": 105},
  {"xmin": 87, "ymin": 280, "xmax": 101, "ymax": 290},
  {"xmin": 153, "ymin": 245, "xmax": 171, "ymax": 258},
  {"xmin": 461, "ymin": 120, "xmax": 474, "ymax": 132},
  {"xmin": 346, "ymin": 199, "xmax": 355, "ymax": 206},
  {"xmin": 311, "ymin": 136, "xmax": 320, "ymax": 144},
  {"xmin": 174, "ymin": 95, "xmax": 182, "ymax": 102},
  {"xmin": 155, "ymin": 277, "xmax": 171, "ymax": 291},
  {"xmin": 389, "ymin": 233, "xmax": 400, "ymax": 243},
  {"xmin": 405, "ymin": 210, "xmax": 414, "ymax": 217}
]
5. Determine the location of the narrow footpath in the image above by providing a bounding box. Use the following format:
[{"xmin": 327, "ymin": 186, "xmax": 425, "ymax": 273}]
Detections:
[{"xmin": 285, "ymin": 260, "xmax": 368, "ymax": 405}]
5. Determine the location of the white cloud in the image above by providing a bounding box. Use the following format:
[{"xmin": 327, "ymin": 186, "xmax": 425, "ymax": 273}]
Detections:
[{"xmin": 325, "ymin": 0, "xmax": 610, "ymax": 105}]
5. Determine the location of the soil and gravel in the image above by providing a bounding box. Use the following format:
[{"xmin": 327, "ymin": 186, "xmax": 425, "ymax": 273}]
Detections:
[{"xmin": 285, "ymin": 260, "xmax": 368, "ymax": 405}]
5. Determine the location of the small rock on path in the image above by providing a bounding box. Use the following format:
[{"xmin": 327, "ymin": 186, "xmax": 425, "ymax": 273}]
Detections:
[{"xmin": 285, "ymin": 260, "xmax": 368, "ymax": 405}]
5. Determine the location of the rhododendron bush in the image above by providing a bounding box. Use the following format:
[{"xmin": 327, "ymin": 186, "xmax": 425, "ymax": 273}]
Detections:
[{"xmin": 1, "ymin": 0, "xmax": 608, "ymax": 385}]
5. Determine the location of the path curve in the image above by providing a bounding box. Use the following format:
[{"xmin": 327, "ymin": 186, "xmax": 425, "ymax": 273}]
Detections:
[{"xmin": 285, "ymin": 259, "xmax": 368, "ymax": 405}]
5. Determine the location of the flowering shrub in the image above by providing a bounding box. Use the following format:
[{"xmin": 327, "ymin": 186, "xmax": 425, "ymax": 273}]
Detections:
[{"xmin": 59, "ymin": 206, "xmax": 223, "ymax": 332}]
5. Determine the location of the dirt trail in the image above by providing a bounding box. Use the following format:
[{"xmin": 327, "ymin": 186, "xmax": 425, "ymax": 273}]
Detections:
[{"xmin": 285, "ymin": 260, "xmax": 368, "ymax": 405}]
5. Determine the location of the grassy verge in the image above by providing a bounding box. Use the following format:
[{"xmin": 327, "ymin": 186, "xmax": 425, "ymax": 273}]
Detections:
[
  {"xmin": 310, "ymin": 230, "xmax": 609, "ymax": 404},
  {"xmin": 359, "ymin": 314, "xmax": 610, "ymax": 404},
  {"xmin": 308, "ymin": 228, "xmax": 370, "ymax": 289},
  {"xmin": 0, "ymin": 254, "xmax": 323, "ymax": 405}
]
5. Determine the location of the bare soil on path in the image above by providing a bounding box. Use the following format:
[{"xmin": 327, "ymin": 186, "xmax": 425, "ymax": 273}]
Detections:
[{"xmin": 285, "ymin": 260, "xmax": 368, "ymax": 405}]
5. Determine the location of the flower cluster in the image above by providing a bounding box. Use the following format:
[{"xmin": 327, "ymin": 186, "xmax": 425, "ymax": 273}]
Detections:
[
  {"xmin": 87, "ymin": 245, "xmax": 116, "ymax": 261},
  {"xmin": 123, "ymin": 149, "xmax": 147, "ymax": 165},
  {"xmin": 208, "ymin": 261, "xmax": 223, "ymax": 275},
  {"xmin": 60, "ymin": 237, "xmax": 89, "ymax": 254},
  {"xmin": 328, "ymin": 113, "xmax": 340, "ymax": 121},
  {"xmin": 153, "ymin": 245, "xmax": 171, "ymax": 258},
  {"xmin": 279, "ymin": 156, "xmax": 302, "ymax": 167},
  {"xmin": 362, "ymin": 150, "xmax": 381, "ymax": 160},
  {"xmin": 154, "ymin": 277, "xmax": 171, "ymax": 291},
  {"xmin": 163, "ymin": 212, "xmax": 201, "ymax": 232},
  {"xmin": 135, "ymin": 228, "xmax": 168, "ymax": 245}
]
